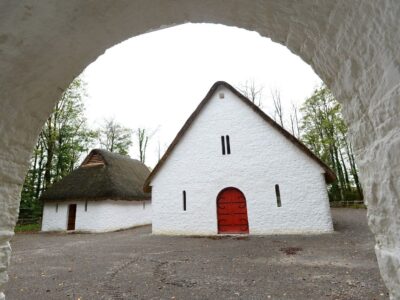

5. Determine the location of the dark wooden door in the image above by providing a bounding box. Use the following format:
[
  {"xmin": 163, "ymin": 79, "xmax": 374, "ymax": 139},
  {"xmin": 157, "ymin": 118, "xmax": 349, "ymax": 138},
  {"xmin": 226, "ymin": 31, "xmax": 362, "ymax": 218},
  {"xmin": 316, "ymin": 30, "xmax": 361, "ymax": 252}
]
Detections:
[
  {"xmin": 67, "ymin": 204, "xmax": 77, "ymax": 231},
  {"xmin": 217, "ymin": 188, "xmax": 249, "ymax": 234}
]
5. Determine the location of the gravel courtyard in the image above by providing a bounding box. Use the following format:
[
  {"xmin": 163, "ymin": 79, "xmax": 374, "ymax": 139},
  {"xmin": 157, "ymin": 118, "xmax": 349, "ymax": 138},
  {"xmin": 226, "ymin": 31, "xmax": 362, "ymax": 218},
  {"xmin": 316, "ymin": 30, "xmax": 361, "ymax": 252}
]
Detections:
[{"xmin": 5, "ymin": 208, "xmax": 388, "ymax": 299}]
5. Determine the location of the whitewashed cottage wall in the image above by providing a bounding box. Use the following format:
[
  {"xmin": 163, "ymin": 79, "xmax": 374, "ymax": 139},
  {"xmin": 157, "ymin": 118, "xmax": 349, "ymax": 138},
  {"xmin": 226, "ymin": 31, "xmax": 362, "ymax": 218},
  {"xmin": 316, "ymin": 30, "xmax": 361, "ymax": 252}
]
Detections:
[
  {"xmin": 1, "ymin": 1, "xmax": 400, "ymax": 298},
  {"xmin": 151, "ymin": 86, "xmax": 332, "ymax": 235},
  {"xmin": 42, "ymin": 200, "xmax": 151, "ymax": 232}
]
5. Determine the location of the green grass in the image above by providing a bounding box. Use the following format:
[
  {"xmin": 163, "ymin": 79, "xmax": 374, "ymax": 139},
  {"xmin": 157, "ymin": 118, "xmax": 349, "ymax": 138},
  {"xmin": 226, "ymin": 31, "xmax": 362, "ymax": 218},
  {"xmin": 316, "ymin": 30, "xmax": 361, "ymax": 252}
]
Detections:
[
  {"xmin": 348, "ymin": 204, "xmax": 367, "ymax": 209},
  {"xmin": 330, "ymin": 203, "xmax": 367, "ymax": 209},
  {"xmin": 15, "ymin": 223, "xmax": 41, "ymax": 233}
]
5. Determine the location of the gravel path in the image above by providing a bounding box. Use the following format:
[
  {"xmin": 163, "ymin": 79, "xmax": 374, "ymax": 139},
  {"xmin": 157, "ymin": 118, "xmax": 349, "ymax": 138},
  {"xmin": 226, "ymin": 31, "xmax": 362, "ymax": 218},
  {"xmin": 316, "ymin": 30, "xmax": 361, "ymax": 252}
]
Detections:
[{"xmin": 5, "ymin": 208, "xmax": 388, "ymax": 299}]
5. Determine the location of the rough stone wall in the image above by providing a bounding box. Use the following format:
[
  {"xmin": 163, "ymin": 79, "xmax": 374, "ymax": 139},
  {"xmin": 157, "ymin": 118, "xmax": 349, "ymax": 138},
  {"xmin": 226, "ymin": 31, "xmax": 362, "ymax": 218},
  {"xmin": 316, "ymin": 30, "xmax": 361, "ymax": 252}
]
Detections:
[
  {"xmin": 0, "ymin": 0, "xmax": 399, "ymax": 298},
  {"xmin": 151, "ymin": 86, "xmax": 333, "ymax": 235},
  {"xmin": 42, "ymin": 200, "xmax": 151, "ymax": 232}
]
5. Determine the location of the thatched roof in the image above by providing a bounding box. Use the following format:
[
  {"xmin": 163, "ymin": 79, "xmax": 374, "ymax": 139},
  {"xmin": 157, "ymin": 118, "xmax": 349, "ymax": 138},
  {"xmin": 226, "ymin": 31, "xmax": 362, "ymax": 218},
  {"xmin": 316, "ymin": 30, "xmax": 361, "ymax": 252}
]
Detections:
[
  {"xmin": 41, "ymin": 149, "xmax": 151, "ymax": 202},
  {"xmin": 144, "ymin": 81, "xmax": 336, "ymax": 192}
]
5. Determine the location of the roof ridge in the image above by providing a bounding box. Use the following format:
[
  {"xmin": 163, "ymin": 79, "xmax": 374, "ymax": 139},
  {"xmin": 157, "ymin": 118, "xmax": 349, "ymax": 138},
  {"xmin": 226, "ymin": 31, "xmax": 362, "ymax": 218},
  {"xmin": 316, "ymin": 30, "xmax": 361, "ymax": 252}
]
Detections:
[
  {"xmin": 143, "ymin": 81, "xmax": 336, "ymax": 192},
  {"xmin": 40, "ymin": 149, "xmax": 151, "ymax": 202}
]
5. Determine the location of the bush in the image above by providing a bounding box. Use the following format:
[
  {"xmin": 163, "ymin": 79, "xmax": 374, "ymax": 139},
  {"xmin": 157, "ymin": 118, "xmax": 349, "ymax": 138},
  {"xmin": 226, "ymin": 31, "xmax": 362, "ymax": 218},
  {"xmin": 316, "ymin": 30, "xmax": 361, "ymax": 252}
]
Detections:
[{"xmin": 15, "ymin": 223, "xmax": 40, "ymax": 233}]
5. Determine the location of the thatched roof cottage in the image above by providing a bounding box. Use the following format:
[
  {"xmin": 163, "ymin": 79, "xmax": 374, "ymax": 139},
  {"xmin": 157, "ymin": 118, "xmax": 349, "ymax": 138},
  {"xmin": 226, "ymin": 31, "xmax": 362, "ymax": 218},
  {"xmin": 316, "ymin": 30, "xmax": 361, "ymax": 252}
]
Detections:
[{"xmin": 41, "ymin": 149, "xmax": 151, "ymax": 232}]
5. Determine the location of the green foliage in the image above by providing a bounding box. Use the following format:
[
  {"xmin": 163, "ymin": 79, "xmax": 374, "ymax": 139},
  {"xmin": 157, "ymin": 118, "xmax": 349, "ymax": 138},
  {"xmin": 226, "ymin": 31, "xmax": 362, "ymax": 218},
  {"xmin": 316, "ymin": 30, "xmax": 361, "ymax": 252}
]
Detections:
[
  {"xmin": 300, "ymin": 85, "xmax": 363, "ymax": 202},
  {"xmin": 15, "ymin": 223, "xmax": 41, "ymax": 233},
  {"xmin": 98, "ymin": 119, "xmax": 133, "ymax": 155},
  {"xmin": 137, "ymin": 127, "xmax": 155, "ymax": 164},
  {"xmin": 20, "ymin": 77, "xmax": 97, "ymax": 220}
]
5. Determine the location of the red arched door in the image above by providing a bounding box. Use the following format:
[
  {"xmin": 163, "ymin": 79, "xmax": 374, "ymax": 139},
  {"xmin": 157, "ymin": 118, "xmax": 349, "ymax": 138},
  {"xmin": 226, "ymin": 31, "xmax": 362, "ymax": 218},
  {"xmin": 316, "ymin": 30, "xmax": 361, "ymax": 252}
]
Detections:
[{"xmin": 217, "ymin": 187, "xmax": 249, "ymax": 234}]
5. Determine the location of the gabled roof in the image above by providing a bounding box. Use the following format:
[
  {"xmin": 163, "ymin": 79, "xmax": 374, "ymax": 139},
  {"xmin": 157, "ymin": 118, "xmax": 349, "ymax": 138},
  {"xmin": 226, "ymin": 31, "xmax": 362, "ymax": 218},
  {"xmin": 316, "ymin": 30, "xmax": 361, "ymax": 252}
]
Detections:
[
  {"xmin": 41, "ymin": 149, "xmax": 151, "ymax": 202},
  {"xmin": 143, "ymin": 81, "xmax": 336, "ymax": 192}
]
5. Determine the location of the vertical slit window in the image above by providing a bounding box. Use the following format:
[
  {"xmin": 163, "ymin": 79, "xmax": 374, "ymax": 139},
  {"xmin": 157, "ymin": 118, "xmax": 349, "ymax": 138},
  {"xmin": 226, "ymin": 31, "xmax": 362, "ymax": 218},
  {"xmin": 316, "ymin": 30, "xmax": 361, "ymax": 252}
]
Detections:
[
  {"xmin": 56, "ymin": 203, "xmax": 58, "ymax": 212},
  {"xmin": 275, "ymin": 184, "xmax": 282, "ymax": 207},
  {"xmin": 226, "ymin": 135, "xmax": 231, "ymax": 154},
  {"xmin": 183, "ymin": 190, "xmax": 187, "ymax": 211},
  {"xmin": 221, "ymin": 136, "xmax": 226, "ymax": 155},
  {"xmin": 143, "ymin": 201, "xmax": 146, "ymax": 209},
  {"xmin": 85, "ymin": 200, "xmax": 88, "ymax": 212}
]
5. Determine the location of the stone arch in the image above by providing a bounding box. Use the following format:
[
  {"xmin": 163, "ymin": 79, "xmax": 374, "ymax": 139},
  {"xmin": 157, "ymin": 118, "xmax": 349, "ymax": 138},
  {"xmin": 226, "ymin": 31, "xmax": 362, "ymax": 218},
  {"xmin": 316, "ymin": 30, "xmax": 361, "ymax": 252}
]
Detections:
[{"xmin": 0, "ymin": 1, "xmax": 399, "ymax": 298}]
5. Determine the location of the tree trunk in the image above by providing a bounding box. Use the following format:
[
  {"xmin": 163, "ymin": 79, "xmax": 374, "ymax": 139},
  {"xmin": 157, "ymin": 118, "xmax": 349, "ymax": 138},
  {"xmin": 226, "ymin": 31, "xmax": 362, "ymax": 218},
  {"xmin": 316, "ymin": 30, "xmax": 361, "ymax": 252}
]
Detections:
[
  {"xmin": 29, "ymin": 143, "xmax": 39, "ymax": 199},
  {"xmin": 44, "ymin": 116, "xmax": 56, "ymax": 189},
  {"xmin": 332, "ymin": 144, "xmax": 346, "ymax": 201},
  {"xmin": 339, "ymin": 147, "xmax": 350, "ymax": 191},
  {"xmin": 345, "ymin": 140, "xmax": 363, "ymax": 199},
  {"xmin": 35, "ymin": 142, "xmax": 45, "ymax": 199}
]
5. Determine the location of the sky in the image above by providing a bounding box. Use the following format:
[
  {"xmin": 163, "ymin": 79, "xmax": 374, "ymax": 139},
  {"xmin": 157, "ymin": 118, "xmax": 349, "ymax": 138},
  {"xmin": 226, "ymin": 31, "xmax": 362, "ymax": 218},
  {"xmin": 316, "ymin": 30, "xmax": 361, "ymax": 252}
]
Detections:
[{"xmin": 82, "ymin": 23, "xmax": 322, "ymax": 168}]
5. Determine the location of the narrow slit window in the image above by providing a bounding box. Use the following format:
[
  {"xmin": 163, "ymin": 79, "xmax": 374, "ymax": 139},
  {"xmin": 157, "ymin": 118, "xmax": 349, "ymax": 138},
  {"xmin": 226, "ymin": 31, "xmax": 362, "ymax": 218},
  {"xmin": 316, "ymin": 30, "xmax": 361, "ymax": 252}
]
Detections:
[
  {"xmin": 56, "ymin": 203, "xmax": 58, "ymax": 212},
  {"xmin": 143, "ymin": 201, "xmax": 146, "ymax": 209},
  {"xmin": 275, "ymin": 184, "xmax": 282, "ymax": 207},
  {"xmin": 183, "ymin": 190, "xmax": 187, "ymax": 211},
  {"xmin": 85, "ymin": 200, "xmax": 88, "ymax": 212},
  {"xmin": 226, "ymin": 135, "xmax": 231, "ymax": 154},
  {"xmin": 221, "ymin": 136, "xmax": 226, "ymax": 155}
]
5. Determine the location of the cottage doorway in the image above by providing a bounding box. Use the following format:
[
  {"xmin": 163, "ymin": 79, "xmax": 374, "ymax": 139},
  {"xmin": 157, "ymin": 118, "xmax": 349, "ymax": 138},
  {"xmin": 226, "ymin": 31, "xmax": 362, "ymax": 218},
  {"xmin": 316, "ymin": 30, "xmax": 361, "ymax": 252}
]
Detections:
[
  {"xmin": 217, "ymin": 187, "xmax": 249, "ymax": 234},
  {"xmin": 67, "ymin": 204, "xmax": 77, "ymax": 231}
]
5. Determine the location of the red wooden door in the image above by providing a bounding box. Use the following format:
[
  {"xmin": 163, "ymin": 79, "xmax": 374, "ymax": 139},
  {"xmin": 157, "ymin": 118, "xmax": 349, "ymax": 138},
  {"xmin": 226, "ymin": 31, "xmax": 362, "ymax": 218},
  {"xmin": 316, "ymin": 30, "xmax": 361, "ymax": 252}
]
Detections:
[
  {"xmin": 67, "ymin": 204, "xmax": 77, "ymax": 231},
  {"xmin": 217, "ymin": 188, "xmax": 249, "ymax": 234}
]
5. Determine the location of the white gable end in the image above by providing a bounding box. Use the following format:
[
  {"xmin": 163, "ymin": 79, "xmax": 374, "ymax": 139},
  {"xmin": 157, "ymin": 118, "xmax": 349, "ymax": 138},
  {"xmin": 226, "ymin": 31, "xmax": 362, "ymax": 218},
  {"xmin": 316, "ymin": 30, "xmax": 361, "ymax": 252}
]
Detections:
[
  {"xmin": 150, "ymin": 83, "xmax": 333, "ymax": 235},
  {"xmin": 151, "ymin": 86, "xmax": 325, "ymax": 187}
]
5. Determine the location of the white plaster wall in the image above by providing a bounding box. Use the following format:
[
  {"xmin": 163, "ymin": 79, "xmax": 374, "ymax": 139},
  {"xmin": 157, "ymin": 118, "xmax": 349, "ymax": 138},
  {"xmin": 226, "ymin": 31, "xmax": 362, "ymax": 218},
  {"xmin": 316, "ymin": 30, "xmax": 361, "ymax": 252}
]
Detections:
[
  {"xmin": 151, "ymin": 86, "xmax": 333, "ymax": 235},
  {"xmin": 41, "ymin": 200, "xmax": 151, "ymax": 232},
  {"xmin": 42, "ymin": 203, "xmax": 68, "ymax": 231},
  {"xmin": 0, "ymin": 1, "xmax": 399, "ymax": 298}
]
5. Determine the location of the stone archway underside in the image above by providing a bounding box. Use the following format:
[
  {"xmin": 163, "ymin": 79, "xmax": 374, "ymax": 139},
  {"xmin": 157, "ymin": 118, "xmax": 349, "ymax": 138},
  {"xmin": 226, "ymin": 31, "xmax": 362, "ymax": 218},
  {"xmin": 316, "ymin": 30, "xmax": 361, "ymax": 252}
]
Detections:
[{"xmin": 0, "ymin": 1, "xmax": 399, "ymax": 298}]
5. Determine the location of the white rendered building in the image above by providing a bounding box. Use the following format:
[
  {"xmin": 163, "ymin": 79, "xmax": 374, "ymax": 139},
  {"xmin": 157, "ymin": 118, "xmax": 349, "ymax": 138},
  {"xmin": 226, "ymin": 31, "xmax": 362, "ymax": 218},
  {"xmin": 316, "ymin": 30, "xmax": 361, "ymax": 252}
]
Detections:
[
  {"xmin": 41, "ymin": 149, "xmax": 151, "ymax": 232},
  {"xmin": 144, "ymin": 81, "xmax": 335, "ymax": 235}
]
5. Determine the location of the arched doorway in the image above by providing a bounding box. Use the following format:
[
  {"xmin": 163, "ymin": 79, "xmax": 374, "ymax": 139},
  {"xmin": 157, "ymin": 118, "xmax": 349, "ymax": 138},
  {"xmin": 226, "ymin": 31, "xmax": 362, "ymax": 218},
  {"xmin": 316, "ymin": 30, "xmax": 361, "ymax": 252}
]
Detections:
[
  {"xmin": 217, "ymin": 187, "xmax": 249, "ymax": 234},
  {"xmin": 1, "ymin": 2, "xmax": 400, "ymax": 297}
]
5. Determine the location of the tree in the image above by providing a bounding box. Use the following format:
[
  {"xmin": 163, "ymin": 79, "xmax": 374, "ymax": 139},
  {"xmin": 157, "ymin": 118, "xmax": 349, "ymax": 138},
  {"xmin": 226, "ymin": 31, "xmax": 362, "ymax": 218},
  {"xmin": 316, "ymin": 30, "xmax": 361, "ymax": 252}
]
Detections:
[
  {"xmin": 135, "ymin": 127, "xmax": 157, "ymax": 164},
  {"xmin": 237, "ymin": 80, "xmax": 264, "ymax": 108},
  {"xmin": 41, "ymin": 78, "xmax": 97, "ymax": 185},
  {"xmin": 289, "ymin": 103, "xmax": 301, "ymax": 138},
  {"xmin": 156, "ymin": 140, "xmax": 161, "ymax": 162},
  {"xmin": 98, "ymin": 119, "xmax": 132, "ymax": 155},
  {"xmin": 300, "ymin": 85, "xmax": 363, "ymax": 201},
  {"xmin": 137, "ymin": 128, "xmax": 149, "ymax": 163},
  {"xmin": 20, "ymin": 77, "xmax": 96, "ymax": 222},
  {"xmin": 271, "ymin": 88, "xmax": 284, "ymax": 128}
]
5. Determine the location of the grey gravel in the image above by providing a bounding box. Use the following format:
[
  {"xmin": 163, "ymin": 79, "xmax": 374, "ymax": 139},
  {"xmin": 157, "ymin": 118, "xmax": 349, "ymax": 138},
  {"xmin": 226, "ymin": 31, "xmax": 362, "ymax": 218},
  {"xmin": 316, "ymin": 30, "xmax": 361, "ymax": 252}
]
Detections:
[{"xmin": 5, "ymin": 208, "xmax": 389, "ymax": 299}]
